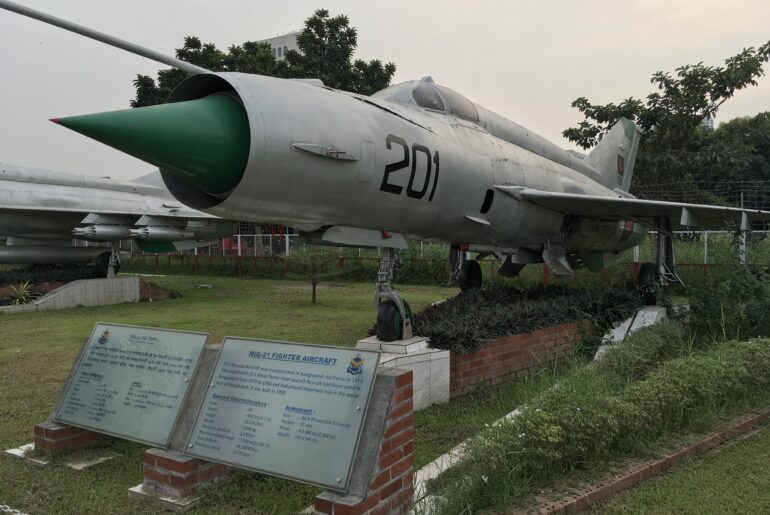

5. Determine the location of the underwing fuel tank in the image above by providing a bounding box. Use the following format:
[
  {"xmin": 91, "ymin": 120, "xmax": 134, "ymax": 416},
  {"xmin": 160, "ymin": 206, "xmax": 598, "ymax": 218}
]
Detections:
[{"xmin": 0, "ymin": 245, "xmax": 110, "ymax": 264}]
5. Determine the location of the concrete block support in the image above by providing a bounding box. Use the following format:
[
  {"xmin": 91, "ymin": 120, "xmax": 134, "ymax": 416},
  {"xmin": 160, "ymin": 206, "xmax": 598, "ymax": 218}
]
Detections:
[
  {"xmin": 358, "ymin": 336, "xmax": 450, "ymax": 410},
  {"xmin": 33, "ymin": 421, "xmax": 101, "ymax": 455},
  {"xmin": 0, "ymin": 276, "xmax": 141, "ymax": 314},
  {"xmin": 314, "ymin": 368, "xmax": 414, "ymax": 515}
]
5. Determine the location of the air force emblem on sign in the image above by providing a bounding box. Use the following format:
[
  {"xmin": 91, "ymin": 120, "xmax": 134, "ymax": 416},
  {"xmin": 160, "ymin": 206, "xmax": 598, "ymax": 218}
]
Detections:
[
  {"xmin": 97, "ymin": 330, "xmax": 111, "ymax": 345},
  {"xmin": 347, "ymin": 354, "xmax": 365, "ymax": 375}
]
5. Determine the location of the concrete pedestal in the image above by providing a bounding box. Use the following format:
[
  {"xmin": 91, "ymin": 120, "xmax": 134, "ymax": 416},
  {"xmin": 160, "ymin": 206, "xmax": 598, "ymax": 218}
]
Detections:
[{"xmin": 357, "ymin": 336, "xmax": 449, "ymax": 411}]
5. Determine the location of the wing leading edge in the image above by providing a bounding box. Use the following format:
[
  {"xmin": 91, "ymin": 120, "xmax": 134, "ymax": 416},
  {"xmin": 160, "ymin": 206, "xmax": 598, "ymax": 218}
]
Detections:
[{"xmin": 512, "ymin": 188, "xmax": 770, "ymax": 230}]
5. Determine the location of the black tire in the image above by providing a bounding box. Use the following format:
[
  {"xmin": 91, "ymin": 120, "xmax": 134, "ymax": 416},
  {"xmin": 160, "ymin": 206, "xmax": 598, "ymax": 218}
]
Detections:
[
  {"xmin": 638, "ymin": 262, "xmax": 657, "ymax": 306},
  {"xmin": 459, "ymin": 260, "xmax": 482, "ymax": 291},
  {"xmin": 376, "ymin": 299, "xmax": 412, "ymax": 342},
  {"xmin": 95, "ymin": 252, "xmax": 120, "ymax": 278}
]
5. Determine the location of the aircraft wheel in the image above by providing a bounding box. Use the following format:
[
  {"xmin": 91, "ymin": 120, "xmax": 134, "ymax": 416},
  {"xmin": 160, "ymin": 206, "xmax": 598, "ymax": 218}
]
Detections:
[
  {"xmin": 376, "ymin": 299, "xmax": 412, "ymax": 342},
  {"xmin": 459, "ymin": 260, "xmax": 482, "ymax": 291},
  {"xmin": 95, "ymin": 251, "xmax": 120, "ymax": 277},
  {"xmin": 638, "ymin": 262, "xmax": 657, "ymax": 306}
]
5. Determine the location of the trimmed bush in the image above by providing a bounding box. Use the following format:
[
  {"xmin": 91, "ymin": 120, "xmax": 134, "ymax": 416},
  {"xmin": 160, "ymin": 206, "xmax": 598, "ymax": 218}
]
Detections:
[
  {"xmin": 410, "ymin": 285, "xmax": 642, "ymax": 354},
  {"xmin": 430, "ymin": 337, "xmax": 770, "ymax": 513},
  {"xmin": 595, "ymin": 321, "xmax": 693, "ymax": 384}
]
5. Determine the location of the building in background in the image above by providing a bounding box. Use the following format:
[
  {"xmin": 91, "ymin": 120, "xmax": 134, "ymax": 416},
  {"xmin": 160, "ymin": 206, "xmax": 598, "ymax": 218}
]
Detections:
[
  {"xmin": 258, "ymin": 31, "xmax": 300, "ymax": 60},
  {"xmin": 700, "ymin": 114, "xmax": 715, "ymax": 130}
]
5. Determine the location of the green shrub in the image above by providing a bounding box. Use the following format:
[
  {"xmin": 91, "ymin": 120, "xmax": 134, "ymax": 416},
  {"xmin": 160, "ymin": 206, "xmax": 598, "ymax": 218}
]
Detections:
[
  {"xmin": 688, "ymin": 266, "xmax": 770, "ymax": 341},
  {"xmin": 430, "ymin": 338, "xmax": 770, "ymax": 513},
  {"xmin": 595, "ymin": 321, "xmax": 692, "ymax": 385},
  {"xmin": 410, "ymin": 285, "xmax": 642, "ymax": 354},
  {"xmin": 9, "ymin": 281, "xmax": 36, "ymax": 304}
]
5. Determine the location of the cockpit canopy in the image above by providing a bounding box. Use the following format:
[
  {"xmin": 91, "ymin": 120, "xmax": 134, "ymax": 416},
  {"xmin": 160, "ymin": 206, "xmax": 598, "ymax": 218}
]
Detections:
[{"xmin": 372, "ymin": 77, "xmax": 480, "ymax": 123}]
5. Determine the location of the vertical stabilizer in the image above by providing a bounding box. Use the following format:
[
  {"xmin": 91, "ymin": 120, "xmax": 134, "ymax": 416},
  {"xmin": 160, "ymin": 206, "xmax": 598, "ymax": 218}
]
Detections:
[{"xmin": 583, "ymin": 118, "xmax": 641, "ymax": 192}]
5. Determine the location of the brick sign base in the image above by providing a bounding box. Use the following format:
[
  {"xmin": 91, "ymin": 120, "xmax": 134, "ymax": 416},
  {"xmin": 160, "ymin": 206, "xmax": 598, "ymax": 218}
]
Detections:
[
  {"xmin": 315, "ymin": 368, "xmax": 415, "ymax": 515},
  {"xmin": 33, "ymin": 421, "xmax": 101, "ymax": 455}
]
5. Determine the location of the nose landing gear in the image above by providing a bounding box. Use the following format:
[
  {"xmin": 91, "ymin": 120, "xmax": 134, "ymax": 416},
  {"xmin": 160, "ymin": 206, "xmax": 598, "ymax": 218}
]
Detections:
[{"xmin": 374, "ymin": 248, "xmax": 413, "ymax": 341}]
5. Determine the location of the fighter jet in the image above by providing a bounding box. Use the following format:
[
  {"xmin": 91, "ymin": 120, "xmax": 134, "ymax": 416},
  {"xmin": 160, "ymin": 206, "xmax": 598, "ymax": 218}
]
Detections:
[
  {"xmin": 3, "ymin": 1, "xmax": 770, "ymax": 340},
  {"xmin": 0, "ymin": 163, "xmax": 236, "ymax": 276}
]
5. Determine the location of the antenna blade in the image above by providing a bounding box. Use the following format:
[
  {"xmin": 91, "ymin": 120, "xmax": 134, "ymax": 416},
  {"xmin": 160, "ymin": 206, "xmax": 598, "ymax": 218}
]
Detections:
[{"xmin": 0, "ymin": 0, "xmax": 209, "ymax": 74}]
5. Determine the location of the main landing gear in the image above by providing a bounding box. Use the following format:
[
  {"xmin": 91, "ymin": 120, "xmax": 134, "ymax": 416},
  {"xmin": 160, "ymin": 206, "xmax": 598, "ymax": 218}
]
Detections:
[
  {"xmin": 450, "ymin": 247, "xmax": 483, "ymax": 291},
  {"xmin": 638, "ymin": 217, "xmax": 684, "ymax": 305},
  {"xmin": 375, "ymin": 248, "xmax": 413, "ymax": 342},
  {"xmin": 94, "ymin": 245, "xmax": 121, "ymax": 278}
]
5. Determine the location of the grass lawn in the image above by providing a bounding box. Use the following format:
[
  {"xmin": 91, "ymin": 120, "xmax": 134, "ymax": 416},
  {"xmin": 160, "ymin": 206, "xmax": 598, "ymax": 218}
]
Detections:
[
  {"xmin": 0, "ymin": 276, "xmax": 455, "ymax": 513},
  {"xmin": 1, "ymin": 275, "xmax": 521, "ymax": 514},
  {"xmin": 593, "ymin": 425, "xmax": 770, "ymax": 514}
]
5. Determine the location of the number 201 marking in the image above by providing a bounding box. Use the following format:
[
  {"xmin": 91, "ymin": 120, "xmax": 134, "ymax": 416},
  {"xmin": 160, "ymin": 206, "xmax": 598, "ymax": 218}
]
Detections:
[{"xmin": 380, "ymin": 134, "xmax": 439, "ymax": 201}]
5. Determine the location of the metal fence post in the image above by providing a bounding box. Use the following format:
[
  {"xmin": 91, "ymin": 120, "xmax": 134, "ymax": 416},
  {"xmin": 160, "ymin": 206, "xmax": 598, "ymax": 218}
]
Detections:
[{"xmin": 740, "ymin": 231, "xmax": 747, "ymax": 265}]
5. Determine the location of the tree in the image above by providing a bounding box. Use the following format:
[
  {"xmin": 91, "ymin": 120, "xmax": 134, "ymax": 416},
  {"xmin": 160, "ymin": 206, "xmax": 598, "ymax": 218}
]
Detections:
[
  {"xmin": 130, "ymin": 10, "xmax": 396, "ymax": 107},
  {"xmin": 632, "ymin": 112, "xmax": 770, "ymax": 208},
  {"xmin": 279, "ymin": 9, "xmax": 396, "ymax": 95},
  {"xmin": 286, "ymin": 247, "xmax": 343, "ymax": 304},
  {"xmin": 562, "ymin": 42, "xmax": 770, "ymax": 198}
]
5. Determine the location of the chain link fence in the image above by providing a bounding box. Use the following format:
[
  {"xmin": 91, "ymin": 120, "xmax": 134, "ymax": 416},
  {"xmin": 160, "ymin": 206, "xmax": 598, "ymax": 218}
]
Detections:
[{"xmin": 120, "ymin": 230, "xmax": 770, "ymax": 287}]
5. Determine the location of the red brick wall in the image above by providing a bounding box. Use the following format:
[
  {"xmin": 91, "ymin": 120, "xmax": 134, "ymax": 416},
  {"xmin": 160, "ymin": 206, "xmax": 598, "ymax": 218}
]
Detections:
[
  {"xmin": 450, "ymin": 321, "xmax": 589, "ymax": 398},
  {"xmin": 34, "ymin": 421, "xmax": 101, "ymax": 454},
  {"xmin": 315, "ymin": 369, "xmax": 414, "ymax": 515},
  {"xmin": 142, "ymin": 448, "xmax": 235, "ymax": 499}
]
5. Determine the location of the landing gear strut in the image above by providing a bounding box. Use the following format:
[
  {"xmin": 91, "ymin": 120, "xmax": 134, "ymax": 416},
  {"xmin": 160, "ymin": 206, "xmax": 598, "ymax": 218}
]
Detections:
[
  {"xmin": 375, "ymin": 248, "xmax": 413, "ymax": 342},
  {"xmin": 94, "ymin": 245, "xmax": 121, "ymax": 278},
  {"xmin": 638, "ymin": 218, "xmax": 684, "ymax": 305},
  {"xmin": 449, "ymin": 247, "xmax": 483, "ymax": 291}
]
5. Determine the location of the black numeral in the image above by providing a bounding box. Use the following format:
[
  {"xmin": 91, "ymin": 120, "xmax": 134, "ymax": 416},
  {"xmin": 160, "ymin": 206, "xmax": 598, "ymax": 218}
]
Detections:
[
  {"xmin": 380, "ymin": 134, "xmax": 440, "ymax": 202},
  {"xmin": 380, "ymin": 134, "xmax": 409, "ymax": 195}
]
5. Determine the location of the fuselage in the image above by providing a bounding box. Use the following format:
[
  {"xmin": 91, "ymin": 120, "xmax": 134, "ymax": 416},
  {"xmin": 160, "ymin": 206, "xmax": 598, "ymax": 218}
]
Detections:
[{"xmin": 165, "ymin": 73, "xmax": 644, "ymax": 257}]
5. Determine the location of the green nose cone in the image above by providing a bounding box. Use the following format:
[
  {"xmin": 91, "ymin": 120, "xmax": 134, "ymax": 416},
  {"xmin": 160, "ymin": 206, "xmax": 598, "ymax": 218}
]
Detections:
[{"xmin": 53, "ymin": 94, "xmax": 250, "ymax": 194}]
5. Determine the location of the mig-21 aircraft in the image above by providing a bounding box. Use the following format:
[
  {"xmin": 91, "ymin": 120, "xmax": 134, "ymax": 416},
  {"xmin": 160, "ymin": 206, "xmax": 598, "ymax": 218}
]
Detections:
[
  {"xmin": 0, "ymin": 163, "xmax": 237, "ymax": 276},
  {"xmin": 3, "ymin": 0, "xmax": 770, "ymax": 340}
]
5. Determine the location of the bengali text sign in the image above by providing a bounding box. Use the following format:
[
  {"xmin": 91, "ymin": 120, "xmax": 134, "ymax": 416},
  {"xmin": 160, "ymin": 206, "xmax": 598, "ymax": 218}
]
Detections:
[{"xmin": 55, "ymin": 323, "xmax": 208, "ymax": 446}]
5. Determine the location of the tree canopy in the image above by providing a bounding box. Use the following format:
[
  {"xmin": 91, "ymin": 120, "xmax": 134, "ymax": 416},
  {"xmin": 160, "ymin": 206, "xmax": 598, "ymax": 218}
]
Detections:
[
  {"xmin": 562, "ymin": 41, "xmax": 770, "ymax": 203},
  {"xmin": 131, "ymin": 9, "xmax": 396, "ymax": 108}
]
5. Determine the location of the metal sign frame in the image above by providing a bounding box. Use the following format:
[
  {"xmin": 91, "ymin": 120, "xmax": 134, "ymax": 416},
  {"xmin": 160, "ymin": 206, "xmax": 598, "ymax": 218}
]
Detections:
[
  {"xmin": 54, "ymin": 322, "xmax": 209, "ymax": 448},
  {"xmin": 184, "ymin": 337, "xmax": 380, "ymax": 492}
]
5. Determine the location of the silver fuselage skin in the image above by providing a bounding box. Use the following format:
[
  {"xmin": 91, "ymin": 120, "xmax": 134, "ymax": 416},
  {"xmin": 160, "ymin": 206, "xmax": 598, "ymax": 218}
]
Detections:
[{"xmin": 166, "ymin": 74, "xmax": 644, "ymax": 259}]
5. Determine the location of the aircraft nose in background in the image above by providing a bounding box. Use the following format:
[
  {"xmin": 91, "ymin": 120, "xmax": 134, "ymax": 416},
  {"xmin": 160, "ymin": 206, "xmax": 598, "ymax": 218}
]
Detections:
[{"xmin": 51, "ymin": 94, "xmax": 250, "ymax": 194}]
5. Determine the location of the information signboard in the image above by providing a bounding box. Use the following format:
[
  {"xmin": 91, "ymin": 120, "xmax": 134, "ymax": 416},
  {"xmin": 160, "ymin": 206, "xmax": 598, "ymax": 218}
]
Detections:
[
  {"xmin": 55, "ymin": 322, "xmax": 208, "ymax": 447},
  {"xmin": 186, "ymin": 338, "xmax": 380, "ymax": 491}
]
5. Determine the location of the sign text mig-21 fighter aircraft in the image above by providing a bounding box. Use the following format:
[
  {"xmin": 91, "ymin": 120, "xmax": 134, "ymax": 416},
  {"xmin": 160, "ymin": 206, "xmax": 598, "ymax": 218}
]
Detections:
[
  {"xmin": 0, "ymin": 163, "xmax": 237, "ymax": 276},
  {"xmin": 4, "ymin": 0, "xmax": 770, "ymax": 340}
]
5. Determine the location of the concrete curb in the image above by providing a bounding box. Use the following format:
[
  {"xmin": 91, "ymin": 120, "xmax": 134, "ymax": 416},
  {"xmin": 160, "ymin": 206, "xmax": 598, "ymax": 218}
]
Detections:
[{"xmin": 532, "ymin": 409, "xmax": 770, "ymax": 514}]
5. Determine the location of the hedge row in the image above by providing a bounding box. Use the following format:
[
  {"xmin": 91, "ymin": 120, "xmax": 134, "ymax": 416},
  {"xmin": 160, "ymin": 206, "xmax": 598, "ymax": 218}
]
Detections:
[{"xmin": 430, "ymin": 332, "xmax": 770, "ymax": 513}]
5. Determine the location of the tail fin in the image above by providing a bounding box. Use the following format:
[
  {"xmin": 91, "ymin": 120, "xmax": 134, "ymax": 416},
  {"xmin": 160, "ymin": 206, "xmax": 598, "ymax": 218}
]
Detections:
[{"xmin": 583, "ymin": 118, "xmax": 641, "ymax": 192}]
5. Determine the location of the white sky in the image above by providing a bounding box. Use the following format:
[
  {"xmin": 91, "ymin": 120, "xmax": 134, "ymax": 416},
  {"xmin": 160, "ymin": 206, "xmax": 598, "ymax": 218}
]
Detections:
[{"xmin": 0, "ymin": 0, "xmax": 768, "ymax": 181}]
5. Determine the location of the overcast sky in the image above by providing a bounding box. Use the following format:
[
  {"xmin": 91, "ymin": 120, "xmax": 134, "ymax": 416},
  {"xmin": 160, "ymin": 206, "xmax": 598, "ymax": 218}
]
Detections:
[{"xmin": 1, "ymin": 0, "xmax": 768, "ymax": 181}]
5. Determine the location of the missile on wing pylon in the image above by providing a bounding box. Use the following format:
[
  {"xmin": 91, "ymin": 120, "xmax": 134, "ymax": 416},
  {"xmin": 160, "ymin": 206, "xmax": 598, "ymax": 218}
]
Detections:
[{"xmin": 52, "ymin": 94, "xmax": 250, "ymax": 194}]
